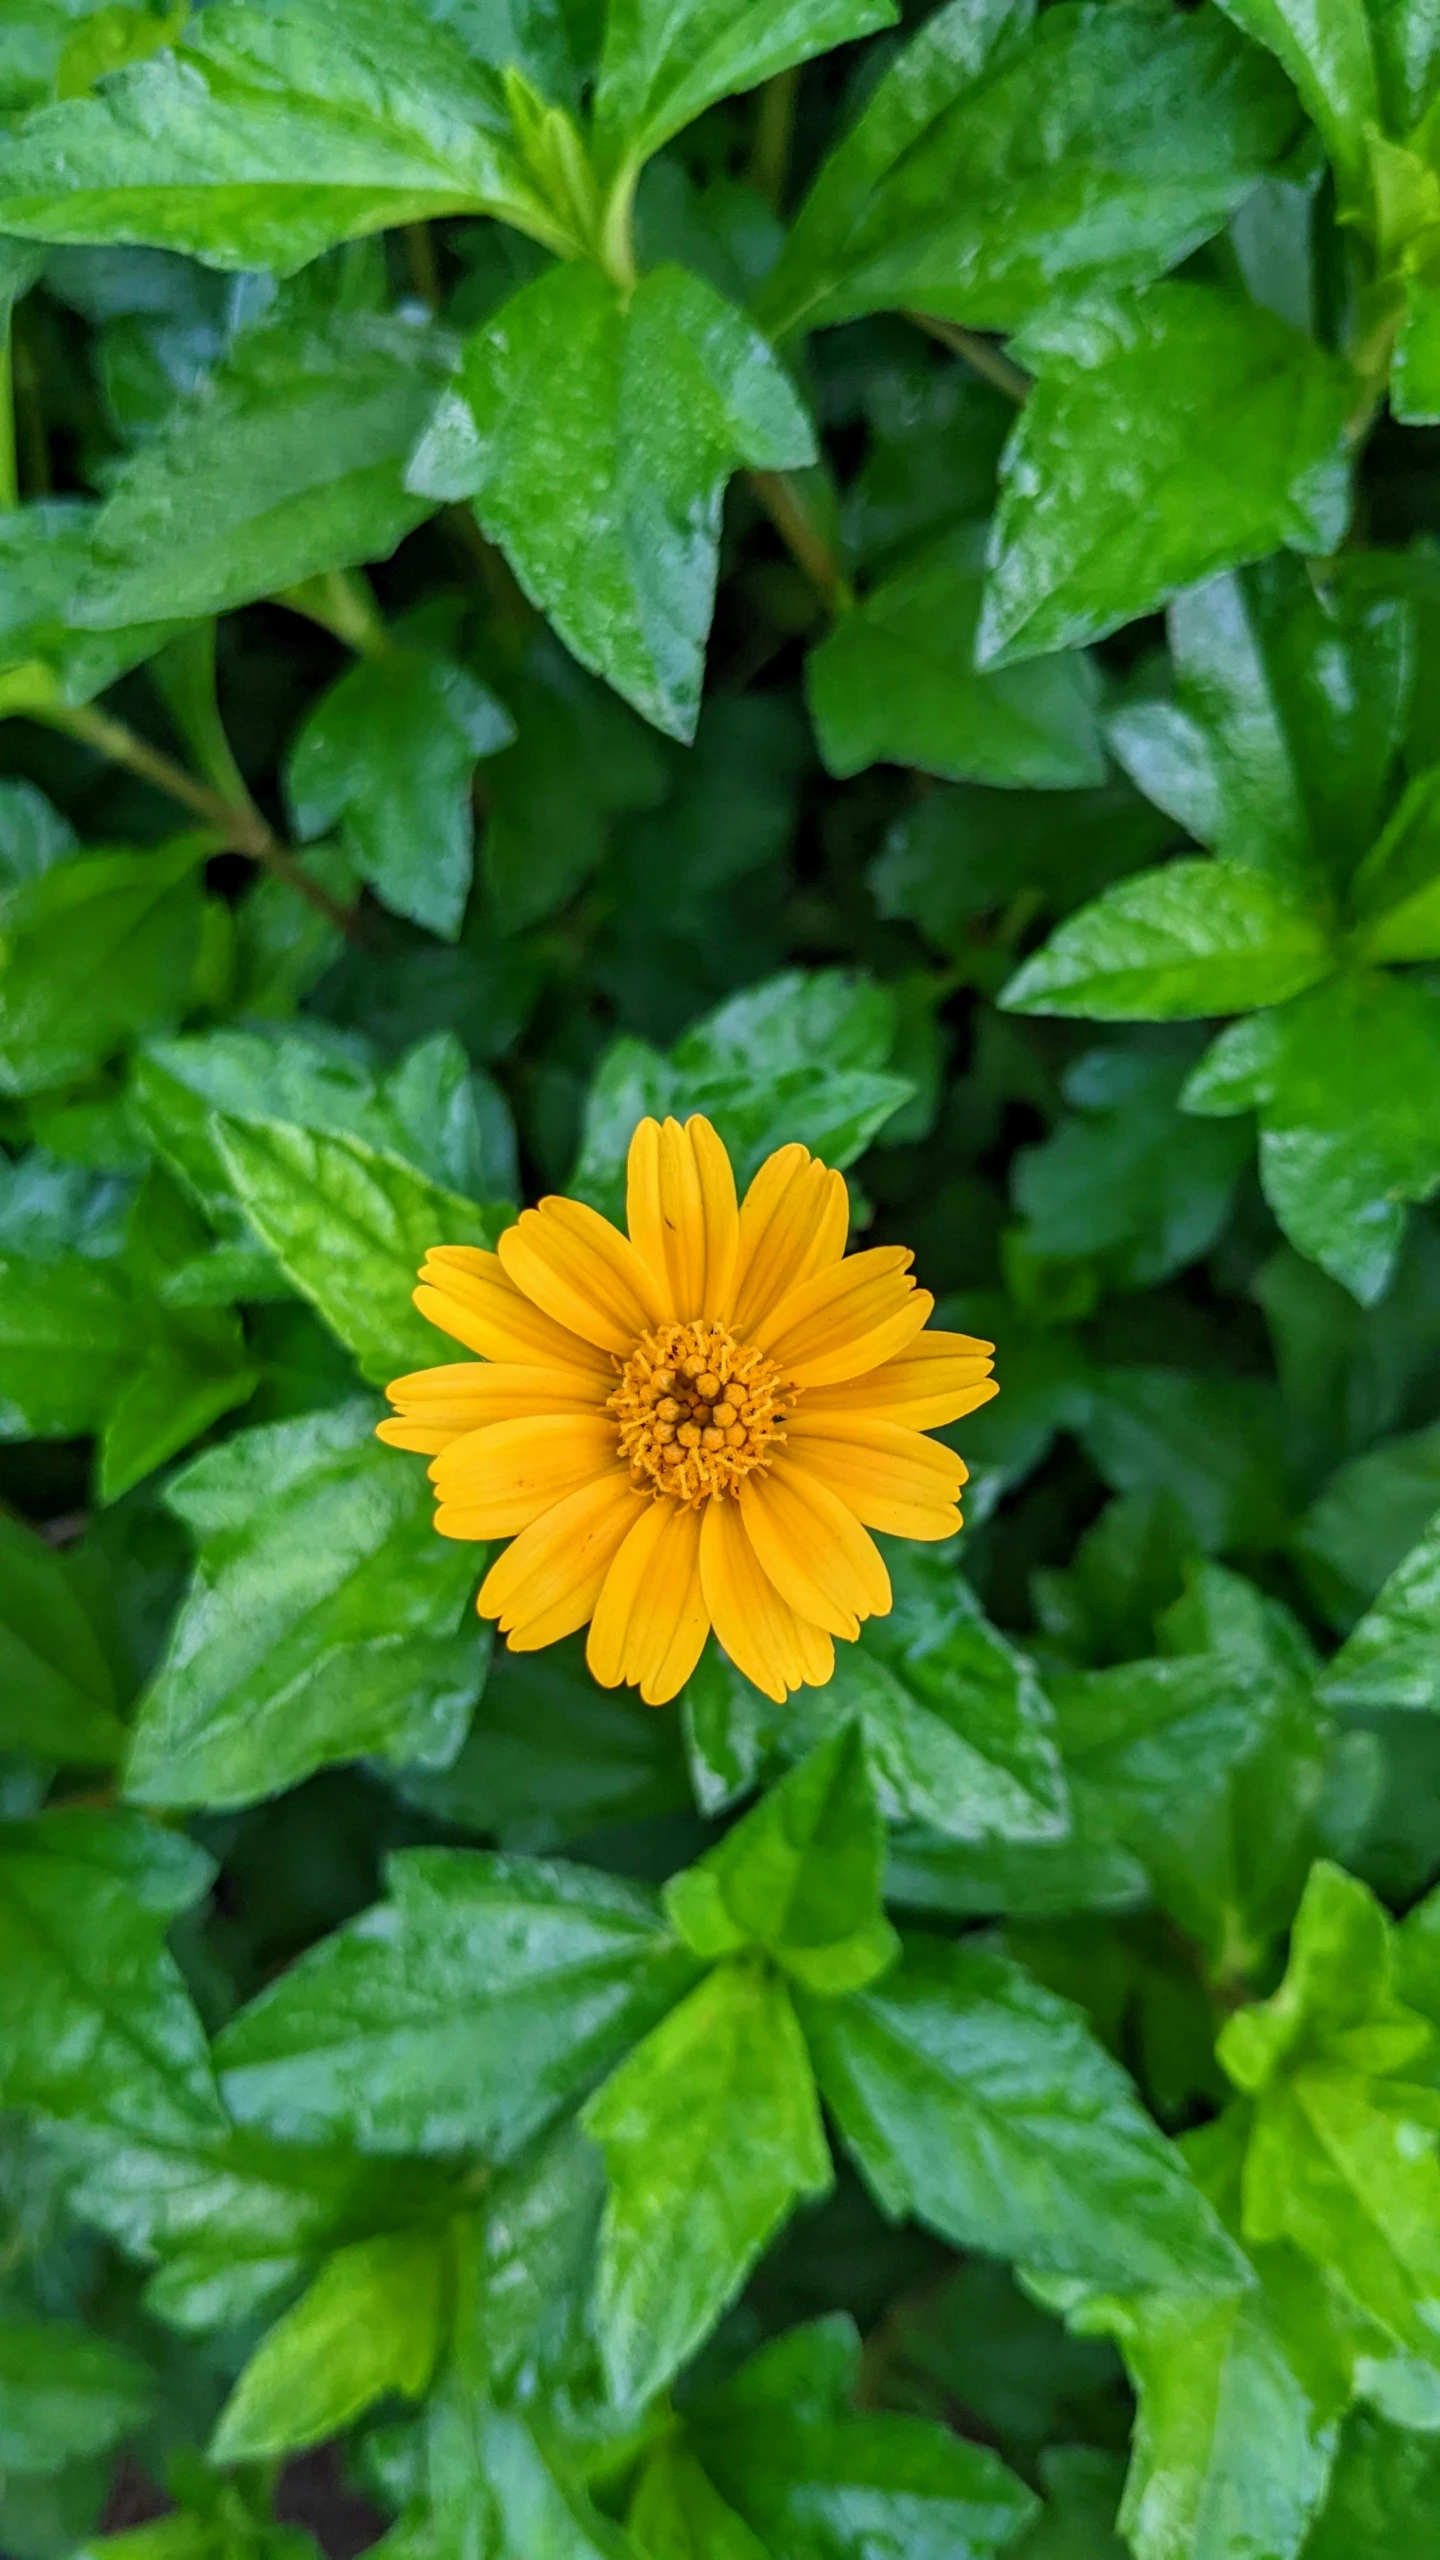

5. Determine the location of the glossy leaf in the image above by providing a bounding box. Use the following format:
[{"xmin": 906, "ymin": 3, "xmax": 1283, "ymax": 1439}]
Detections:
[
  {"xmin": 979, "ymin": 287, "xmax": 1354, "ymax": 669},
  {"xmin": 767, "ymin": 2, "xmax": 1297, "ymax": 337},
  {"xmin": 412, "ymin": 260, "xmax": 815, "ymax": 738},
  {"xmin": 0, "ymin": 0, "xmax": 553, "ymax": 272},
  {"xmin": 216, "ymin": 1848, "xmax": 699, "ymax": 2156},
  {"xmin": 0, "ymin": 836, "xmax": 213, "ymax": 1095},
  {"xmin": 1000, "ymin": 857, "xmax": 1334, "ymax": 1020},
  {"xmin": 1321, "ymin": 1504, "xmax": 1440, "ymax": 1712},
  {"xmin": 1350, "ymin": 764, "xmax": 1440, "ymax": 962},
  {"xmin": 806, "ymin": 1932, "xmax": 1246, "ymax": 2294},
  {"xmin": 1184, "ymin": 970, "xmax": 1440, "ymax": 1303},
  {"xmin": 125, "ymin": 1398, "xmax": 485, "ymax": 1810},
  {"xmin": 213, "ymin": 1115, "xmax": 501, "ymax": 1383},
  {"xmin": 596, "ymin": 0, "xmax": 896, "ymax": 172},
  {"xmin": 807, "ymin": 524, "xmax": 1105, "ymax": 788},
  {"xmin": 585, "ymin": 1959, "xmax": 833, "ymax": 2402}
]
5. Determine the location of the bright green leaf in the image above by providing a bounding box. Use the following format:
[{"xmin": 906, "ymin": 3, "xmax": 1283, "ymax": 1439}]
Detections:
[
  {"xmin": 1000, "ymin": 857, "xmax": 1334, "ymax": 1020},
  {"xmin": 211, "ymin": 2226, "xmax": 448, "ymax": 2460}
]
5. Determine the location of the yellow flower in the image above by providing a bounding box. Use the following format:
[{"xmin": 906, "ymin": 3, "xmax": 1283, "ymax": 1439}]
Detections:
[{"xmin": 380, "ymin": 1117, "xmax": 997, "ymax": 1708}]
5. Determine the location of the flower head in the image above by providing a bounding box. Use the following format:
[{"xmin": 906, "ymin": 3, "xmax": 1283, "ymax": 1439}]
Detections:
[{"xmin": 380, "ymin": 1118, "xmax": 997, "ymax": 1707}]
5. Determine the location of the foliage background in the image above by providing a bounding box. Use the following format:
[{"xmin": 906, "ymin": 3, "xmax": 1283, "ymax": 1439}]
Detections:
[{"xmin": 4, "ymin": 0, "xmax": 1440, "ymax": 2554}]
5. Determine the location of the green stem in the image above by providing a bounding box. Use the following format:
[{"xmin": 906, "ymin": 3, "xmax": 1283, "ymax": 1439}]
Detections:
[
  {"xmin": 405, "ymin": 221, "xmax": 441, "ymax": 314},
  {"xmin": 750, "ymin": 65, "xmax": 800, "ymax": 212},
  {"xmin": 276, "ymin": 566, "xmax": 392, "ymax": 657},
  {"xmin": 49, "ymin": 700, "xmax": 362, "ymax": 938},
  {"xmin": 906, "ymin": 310, "xmax": 1030, "ymax": 403},
  {"xmin": 748, "ymin": 469, "xmax": 853, "ymax": 615},
  {"xmin": 598, "ymin": 159, "xmax": 640, "ymax": 295},
  {"xmin": 0, "ymin": 328, "xmax": 15, "ymax": 512}
]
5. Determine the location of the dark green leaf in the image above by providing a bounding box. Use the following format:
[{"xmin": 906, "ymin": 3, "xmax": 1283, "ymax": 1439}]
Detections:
[
  {"xmin": 125, "ymin": 1398, "xmax": 485, "ymax": 1811},
  {"xmin": 808, "ymin": 524, "xmax": 1105, "ymax": 788},
  {"xmin": 0, "ymin": 1507, "xmax": 126, "ymax": 1763},
  {"xmin": 1322, "ymin": 1505, "xmax": 1440, "ymax": 1713},
  {"xmin": 585, "ymin": 1958, "xmax": 833, "ymax": 2402},
  {"xmin": 413, "ymin": 261, "xmax": 815, "ymax": 738},
  {"xmin": 1014, "ymin": 1035, "xmax": 1249, "ymax": 1287},
  {"xmin": 216, "ymin": 1847, "xmax": 698, "ymax": 2156},
  {"xmin": 691, "ymin": 2316, "xmax": 1039, "ymax": 2560},
  {"xmin": 978, "ymin": 288, "xmax": 1354, "ymax": 668},
  {"xmin": 1303, "ymin": 2412, "xmax": 1440, "ymax": 2559},
  {"xmin": 1185, "ymin": 970, "xmax": 1440, "ymax": 1303},
  {"xmin": 286, "ymin": 646, "xmax": 513, "ymax": 939},
  {"xmin": 0, "ymin": 501, "xmax": 182, "ymax": 710}
]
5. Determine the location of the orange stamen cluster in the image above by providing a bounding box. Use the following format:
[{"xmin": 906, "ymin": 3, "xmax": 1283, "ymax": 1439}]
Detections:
[{"xmin": 609, "ymin": 1319, "xmax": 790, "ymax": 1507}]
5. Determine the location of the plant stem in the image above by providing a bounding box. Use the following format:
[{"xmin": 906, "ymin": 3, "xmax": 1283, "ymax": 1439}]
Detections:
[
  {"xmin": 277, "ymin": 566, "xmax": 392, "ymax": 657},
  {"xmin": 748, "ymin": 468, "xmax": 853, "ymax": 615},
  {"xmin": 50, "ymin": 700, "xmax": 362, "ymax": 938},
  {"xmin": 750, "ymin": 65, "xmax": 800, "ymax": 212},
  {"xmin": 404, "ymin": 221, "xmax": 442, "ymax": 313},
  {"xmin": 906, "ymin": 310, "xmax": 1030, "ymax": 403}
]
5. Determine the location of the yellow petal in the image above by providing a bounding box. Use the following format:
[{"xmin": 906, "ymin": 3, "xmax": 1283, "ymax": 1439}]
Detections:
[
  {"xmin": 586, "ymin": 1499, "xmax": 710, "ymax": 1705},
  {"xmin": 625, "ymin": 1114, "xmax": 738, "ymax": 1321},
  {"xmin": 382, "ymin": 1360, "xmax": 611, "ymax": 1454},
  {"xmin": 786, "ymin": 1413, "xmax": 966, "ymax": 1540},
  {"xmin": 753, "ymin": 1246, "xmax": 932, "ymax": 1388},
  {"xmin": 498, "ymin": 1197, "xmax": 665, "ymax": 1356},
  {"xmin": 800, "ymin": 1331, "xmax": 997, "ymax": 1430},
  {"xmin": 431, "ymin": 1414, "xmax": 618, "ymax": 1539},
  {"xmin": 699, "ymin": 1492, "xmax": 834, "ymax": 1703},
  {"xmin": 478, "ymin": 1471, "xmax": 651, "ymax": 1647},
  {"xmin": 415, "ymin": 1246, "xmax": 608, "ymax": 1371},
  {"xmin": 726, "ymin": 1144, "xmax": 849, "ymax": 1333},
  {"xmin": 738, "ymin": 1457, "xmax": 890, "ymax": 1637}
]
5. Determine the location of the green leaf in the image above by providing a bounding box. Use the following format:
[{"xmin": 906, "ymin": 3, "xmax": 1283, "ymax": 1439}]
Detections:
[
  {"xmin": 74, "ymin": 314, "xmax": 451, "ymax": 629},
  {"xmin": 1014, "ymin": 1035, "xmax": 1250, "ymax": 1287},
  {"xmin": 1212, "ymin": 0, "xmax": 1381, "ymax": 203},
  {"xmin": 413, "ymin": 260, "xmax": 815, "ymax": 739},
  {"xmin": 0, "ymin": 1507, "xmax": 126, "ymax": 1763},
  {"xmin": 211, "ymin": 2226, "xmax": 447, "ymax": 2461},
  {"xmin": 1350, "ymin": 764, "xmax": 1440, "ymax": 961},
  {"xmin": 286, "ymin": 647, "xmax": 513, "ymax": 940},
  {"xmin": 664, "ymin": 1721, "xmax": 899, "ymax": 1994},
  {"xmin": 585, "ymin": 1958, "xmax": 833, "ymax": 2403},
  {"xmin": 1393, "ymin": 272, "xmax": 1440, "ymax": 423},
  {"xmin": 0, "ymin": 1805, "xmax": 223, "ymax": 2142},
  {"xmin": 1218, "ymin": 1860, "xmax": 1440, "ymax": 2352},
  {"xmin": 0, "ymin": 500, "xmax": 183, "ymax": 709},
  {"xmin": 477, "ymin": 631, "xmax": 669, "ymax": 933},
  {"xmin": 807, "ymin": 524, "xmax": 1105, "ymax": 789},
  {"xmin": 0, "ymin": 837, "xmax": 213, "ymax": 1095},
  {"xmin": 872, "ymin": 777, "xmax": 1173, "ymax": 955},
  {"xmin": 691, "ymin": 2316, "xmax": 1039, "ymax": 2560},
  {"xmin": 1185, "ymin": 970, "xmax": 1440, "ymax": 1304},
  {"xmin": 124, "ymin": 1398, "xmax": 485, "ymax": 1811},
  {"xmin": 628, "ymin": 2443, "xmax": 769, "ymax": 2560},
  {"xmin": 1108, "ymin": 557, "xmax": 1414, "ymax": 901},
  {"xmin": 212, "ymin": 1115, "xmax": 501, "ymax": 1383},
  {"xmin": 789, "ymin": 1550, "xmax": 1070, "ymax": 1846},
  {"xmin": 1303, "ymin": 2411, "xmax": 1440, "ymax": 2559},
  {"xmin": 1000, "ymin": 857, "xmax": 1334, "ymax": 1020},
  {"xmin": 765, "ymin": 1, "xmax": 1297, "ymax": 338},
  {"xmin": 0, "ymin": 0, "xmax": 556, "ymax": 273},
  {"xmin": 97, "ymin": 1164, "xmax": 257, "ymax": 1506},
  {"xmin": 978, "ymin": 287, "xmax": 1354, "ymax": 668},
  {"xmin": 1294, "ymin": 1421, "xmax": 1440, "ymax": 1633},
  {"xmin": 394, "ymin": 1630, "xmax": 690, "ymax": 1849},
  {"xmin": 1010, "ymin": 2450, "xmax": 1126, "ymax": 2560},
  {"xmin": 1322, "ymin": 1505, "xmax": 1440, "ymax": 1712},
  {"xmin": 570, "ymin": 967, "xmax": 912, "ymax": 1220},
  {"xmin": 595, "ymin": 0, "xmax": 896, "ymax": 174},
  {"xmin": 1074, "ymin": 1367, "xmax": 1292, "ymax": 1552},
  {"xmin": 76, "ymin": 2488, "xmax": 323, "ymax": 2560},
  {"xmin": 215, "ymin": 1847, "xmax": 698, "ymax": 2156},
  {"xmin": 0, "ymin": 1250, "xmax": 141, "ymax": 1443},
  {"xmin": 805, "ymin": 1931, "xmax": 1246, "ymax": 2294},
  {"xmin": 0, "ymin": 2325, "xmax": 152, "ymax": 2473}
]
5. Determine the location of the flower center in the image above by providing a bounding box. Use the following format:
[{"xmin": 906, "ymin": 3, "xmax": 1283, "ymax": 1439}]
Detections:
[{"xmin": 608, "ymin": 1319, "xmax": 790, "ymax": 1507}]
